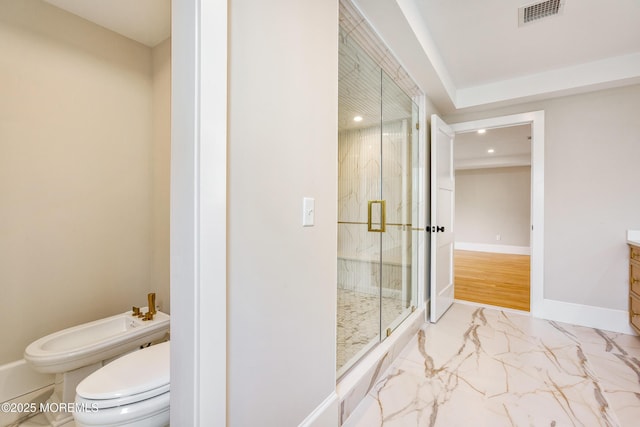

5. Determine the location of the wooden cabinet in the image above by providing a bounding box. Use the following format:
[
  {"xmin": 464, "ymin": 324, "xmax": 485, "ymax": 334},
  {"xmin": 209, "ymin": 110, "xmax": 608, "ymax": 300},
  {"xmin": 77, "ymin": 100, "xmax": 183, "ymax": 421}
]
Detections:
[{"xmin": 629, "ymin": 243, "xmax": 640, "ymax": 333}]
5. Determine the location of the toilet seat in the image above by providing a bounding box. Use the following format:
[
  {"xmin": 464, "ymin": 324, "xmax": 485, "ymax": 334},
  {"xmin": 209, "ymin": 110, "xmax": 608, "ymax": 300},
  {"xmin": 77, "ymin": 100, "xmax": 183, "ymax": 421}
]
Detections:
[
  {"xmin": 75, "ymin": 341, "xmax": 169, "ymax": 412},
  {"xmin": 74, "ymin": 392, "xmax": 169, "ymax": 427},
  {"xmin": 76, "ymin": 383, "xmax": 170, "ymax": 409}
]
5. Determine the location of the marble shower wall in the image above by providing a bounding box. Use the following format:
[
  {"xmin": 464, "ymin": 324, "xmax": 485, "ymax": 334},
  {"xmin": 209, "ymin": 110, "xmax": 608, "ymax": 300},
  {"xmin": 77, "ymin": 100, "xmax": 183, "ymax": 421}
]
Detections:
[{"xmin": 338, "ymin": 121, "xmax": 413, "ymax": 296}]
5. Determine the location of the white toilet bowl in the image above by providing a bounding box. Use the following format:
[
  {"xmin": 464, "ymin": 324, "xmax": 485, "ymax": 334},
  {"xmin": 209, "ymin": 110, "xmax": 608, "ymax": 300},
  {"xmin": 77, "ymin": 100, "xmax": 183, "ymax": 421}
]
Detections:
[{"xmin": 73, "ymin": 341, "xmax": 170, "ymax": 427}]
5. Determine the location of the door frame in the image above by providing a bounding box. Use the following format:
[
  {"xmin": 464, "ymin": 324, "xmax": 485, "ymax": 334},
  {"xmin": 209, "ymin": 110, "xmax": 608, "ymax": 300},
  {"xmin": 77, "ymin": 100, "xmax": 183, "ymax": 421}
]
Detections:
[
  {"xmin": 449, "ymin": 111, "xmax": 544, "ymax": 316},
  {"xmin": 171, "ymin": 0, "xmax": 228, "ymax": 425}
]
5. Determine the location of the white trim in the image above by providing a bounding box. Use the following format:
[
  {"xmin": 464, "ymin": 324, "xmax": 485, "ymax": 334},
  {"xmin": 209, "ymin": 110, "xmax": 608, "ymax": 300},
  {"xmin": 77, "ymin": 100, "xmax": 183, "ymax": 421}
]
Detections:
[
  {"xmin": 454, "ymin": 154, "xmax": 530, "ymax": 170},
  {"xmin": 298, "ymin": 392, "xmax": 339, "ymax": 427},
  {"xmin": 454, "ymin": 298, "xmax": 635, "ymax": 335},
  {"xmin": 395, "ymin": 0, "xmax": 457, "ymax": 102},
  {"xmin": 416, "ymin": 94, "xmax": 427, "ymax": 309},
  {"xmin": 456, "ymin": 53, "xmax": 640, "ymax": 109},
  {"xmin": 628, "ymin": 229, "xmax": 640, "ymax": 244},
  {"xmin": 539, "ymin": 299, "xmax": 637, "ymax": 335},
  {"xmin": 450, "ymin": 111, "xmax": 545, "ymax": 318},
  {"xmin": 0, "ymin": 360, "xmax": 53, "ymax": 427},
  {"xmin": 0, "ymin": 359, "xmax": 53, "ymax": 404},
  {"xmin": 197, "ymin": 0, "xmax": 227, "ymax": 424},
  {"xmin": 455, "ymin": 242, "xmax": 530, "ymax": 255},
  {"xmin": 171, "ymin": 0, "xmax": 227, "ymax": 425},
  {"xmin": 360, "ymin": 2, "xmax": 640, "ymax": 110}
]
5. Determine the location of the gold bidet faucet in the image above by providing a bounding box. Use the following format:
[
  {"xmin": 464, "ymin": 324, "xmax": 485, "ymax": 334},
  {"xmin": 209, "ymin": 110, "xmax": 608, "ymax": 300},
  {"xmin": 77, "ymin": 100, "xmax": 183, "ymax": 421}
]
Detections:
[{"xmin": 132, "ymin": 292, "xmax": 157, "ymax": 321}]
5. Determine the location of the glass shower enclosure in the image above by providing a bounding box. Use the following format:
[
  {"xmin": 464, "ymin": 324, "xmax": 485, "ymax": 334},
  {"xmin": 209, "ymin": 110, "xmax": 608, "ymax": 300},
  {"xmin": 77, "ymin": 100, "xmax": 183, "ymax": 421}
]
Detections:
[{"xmin": 337, "ymin": 27, "xmax": 420, "ymax": 376}]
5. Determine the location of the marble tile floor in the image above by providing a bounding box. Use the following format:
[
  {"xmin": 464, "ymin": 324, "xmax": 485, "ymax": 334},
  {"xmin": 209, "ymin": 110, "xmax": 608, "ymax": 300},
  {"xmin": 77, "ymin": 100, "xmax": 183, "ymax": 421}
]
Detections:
[
  {"xmin": 12, "ymin": 413, "xmax": 56, "ymax": 426},
  {"xmin": 337, "ymin": 288, "xmax": 406, "ymax": 371},
  {"xmin": 344, "ymin": 303, "xmax": 640, "ymax": 427}
]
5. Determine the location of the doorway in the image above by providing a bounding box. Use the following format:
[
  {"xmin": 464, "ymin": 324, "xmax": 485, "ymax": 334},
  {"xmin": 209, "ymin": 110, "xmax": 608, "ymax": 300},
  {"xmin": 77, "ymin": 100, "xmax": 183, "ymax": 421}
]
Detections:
[
  {"xmin": 453, "ymin": 125, "xmax": 532, "ymax": 311},
  {"xmin": 443, "ymin": 111, "xmax": 545, "ymax": 317}
]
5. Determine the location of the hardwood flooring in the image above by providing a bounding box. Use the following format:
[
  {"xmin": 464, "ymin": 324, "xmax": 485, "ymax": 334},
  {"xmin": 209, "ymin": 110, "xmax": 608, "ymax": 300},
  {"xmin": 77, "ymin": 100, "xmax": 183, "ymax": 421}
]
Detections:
[{"xmin": 454, "ymin": 250, "xmax": 530, "ymax": 311}]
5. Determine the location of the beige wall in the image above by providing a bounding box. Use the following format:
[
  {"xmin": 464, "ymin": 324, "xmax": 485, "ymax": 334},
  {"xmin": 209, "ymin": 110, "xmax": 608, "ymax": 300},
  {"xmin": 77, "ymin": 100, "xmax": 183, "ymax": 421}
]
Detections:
[
  {"xmin": 455, "ymin": 166, "xmax": 531, "ymax": 247},
  {"xmin": 0, "ymin": 0, "xmax": 170, "ymax": 364},
  {"xmin": 227, "ymin": 0, "xmax": 338, "ymax": 425},
  {"xmin": 151, "ymin": 39, "xmax": 171, "ymax": 314},
  {"xmin": 446, "ymin": 84, "xmax": 640, "ymax": 311}
]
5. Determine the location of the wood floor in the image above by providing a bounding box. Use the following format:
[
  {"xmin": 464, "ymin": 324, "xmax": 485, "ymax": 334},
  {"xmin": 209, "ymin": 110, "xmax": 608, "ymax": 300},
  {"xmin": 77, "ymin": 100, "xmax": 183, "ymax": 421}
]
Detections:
[{"xmin": 454, "ymin": 250, "xmax": 530, "ymax": 311}]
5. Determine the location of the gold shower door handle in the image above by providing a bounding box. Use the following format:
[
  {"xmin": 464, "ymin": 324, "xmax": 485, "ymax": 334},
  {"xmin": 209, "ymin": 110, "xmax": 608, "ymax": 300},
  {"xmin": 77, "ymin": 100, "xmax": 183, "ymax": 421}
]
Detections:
[{"xmin": 368, "ymin": 200, "xmax": 386, "ymax": 232}]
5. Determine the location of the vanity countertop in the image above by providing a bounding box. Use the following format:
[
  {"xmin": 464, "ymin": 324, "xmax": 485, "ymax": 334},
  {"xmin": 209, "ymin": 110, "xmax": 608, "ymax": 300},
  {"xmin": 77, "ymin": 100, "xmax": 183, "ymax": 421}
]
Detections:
[{"xmin": 628, "ymin": 230, "xmax": 640, "ymax": 247}]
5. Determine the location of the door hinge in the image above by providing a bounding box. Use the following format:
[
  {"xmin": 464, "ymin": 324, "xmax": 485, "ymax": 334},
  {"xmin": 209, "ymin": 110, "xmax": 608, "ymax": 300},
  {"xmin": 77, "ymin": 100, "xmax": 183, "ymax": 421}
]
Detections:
[{"xmin": 416, "ymin": 122, "xmax": 420, "ymax": 130}]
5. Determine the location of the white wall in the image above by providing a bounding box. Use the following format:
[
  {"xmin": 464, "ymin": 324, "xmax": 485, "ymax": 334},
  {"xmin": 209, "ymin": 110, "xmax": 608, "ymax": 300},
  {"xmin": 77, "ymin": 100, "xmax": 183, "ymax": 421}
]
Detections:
[
  {"xmin": 0, "ymin": 0, "xmax": 170, "ymax": 365},
  {"xmin": 227, "ymin": 0, "xmax": 339, "ymax": 425},
  {"xmin": 455, "ymin": 166, "xmax": 531, "ymax": 248},
  {"xmin": 446, "ymin": 85, "xmax": 640, "ymax": 311}
]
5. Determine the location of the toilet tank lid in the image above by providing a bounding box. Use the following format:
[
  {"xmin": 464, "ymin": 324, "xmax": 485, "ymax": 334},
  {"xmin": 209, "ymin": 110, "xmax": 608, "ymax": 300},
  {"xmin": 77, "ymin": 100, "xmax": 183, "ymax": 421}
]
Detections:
[{"xmin": 76, "ymin": 341, "xmax": 170, "ymax": 400}]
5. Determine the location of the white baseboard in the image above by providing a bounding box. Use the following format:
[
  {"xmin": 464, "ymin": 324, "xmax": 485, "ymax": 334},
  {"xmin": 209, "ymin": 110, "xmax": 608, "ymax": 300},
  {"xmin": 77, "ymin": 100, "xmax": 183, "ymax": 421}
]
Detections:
[
  {"xmin": 298, "ymin": 392, "xmax": 339, "ymax": 427},
  {"xmin": 454, "ymin": 298, "xmax": 635, "ymax": 336},
  {"xmin": 0, "ymin": 359, "xmax": 54, "ymax": 426},
  {"xmin": 538, "ymin": 299, "xmax": 636, "ymax": 335},
  {"xmin": 0, "ymin": 359, "xmax": 54, "ymax": 403},
  {"xmin": 455, "ymin": 242, "xmax": 531, "ymax": 255}
]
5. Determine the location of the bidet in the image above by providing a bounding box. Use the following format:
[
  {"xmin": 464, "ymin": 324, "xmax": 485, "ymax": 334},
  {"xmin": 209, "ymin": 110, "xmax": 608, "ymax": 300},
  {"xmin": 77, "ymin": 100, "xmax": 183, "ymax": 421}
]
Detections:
[{"xmin": 24, "ymin": 308, "xmax": 169, "ymax": 427}]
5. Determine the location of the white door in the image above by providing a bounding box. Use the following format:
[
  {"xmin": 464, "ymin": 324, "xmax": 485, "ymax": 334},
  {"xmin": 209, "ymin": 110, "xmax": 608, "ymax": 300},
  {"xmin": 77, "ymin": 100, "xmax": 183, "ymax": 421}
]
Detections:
[{"xmin": 430, "ymin": 114, "xmax": 455, "ymax": 322}]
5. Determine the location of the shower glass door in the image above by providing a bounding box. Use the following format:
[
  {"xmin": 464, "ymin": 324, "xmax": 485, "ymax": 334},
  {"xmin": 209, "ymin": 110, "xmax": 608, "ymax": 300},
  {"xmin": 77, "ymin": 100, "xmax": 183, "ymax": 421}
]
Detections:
[
  {"xmin": 337, "ymin": 27, "xmax": 418, "ymax": 377},
  {"xmin": 337, "ymin": 28, "xmax": 382, "ymax": 375},
  {"xmin": 380, "ymin": 72, "xmax": 418, "ymax": 338}
]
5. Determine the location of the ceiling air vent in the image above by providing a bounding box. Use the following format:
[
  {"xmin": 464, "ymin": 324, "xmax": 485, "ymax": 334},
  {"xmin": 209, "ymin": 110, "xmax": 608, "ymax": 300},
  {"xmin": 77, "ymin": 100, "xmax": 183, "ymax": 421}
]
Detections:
[{"xmin": 518, "ymin": 0, "xmax": 565, "ymax": 26}]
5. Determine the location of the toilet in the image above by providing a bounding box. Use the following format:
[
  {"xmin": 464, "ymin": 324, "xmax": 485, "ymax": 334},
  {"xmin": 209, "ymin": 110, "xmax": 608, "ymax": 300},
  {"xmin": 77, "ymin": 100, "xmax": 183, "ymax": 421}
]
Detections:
[{"xmin": 73, "ymin": 341, "xmax": 170, "ymax": 427}]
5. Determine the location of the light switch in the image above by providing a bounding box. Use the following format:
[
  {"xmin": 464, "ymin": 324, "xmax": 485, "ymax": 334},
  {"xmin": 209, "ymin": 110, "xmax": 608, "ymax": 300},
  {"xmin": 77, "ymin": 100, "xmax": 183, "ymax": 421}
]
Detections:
[{"xmin": 302, "ymin": 197, "xmax": 314, "ymax": 227}]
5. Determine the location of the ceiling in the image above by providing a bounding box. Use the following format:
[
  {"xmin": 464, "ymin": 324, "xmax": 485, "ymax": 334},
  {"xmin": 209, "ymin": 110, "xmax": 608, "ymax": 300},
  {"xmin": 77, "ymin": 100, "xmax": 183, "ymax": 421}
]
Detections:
[
  {"xmin": 454, "ymin": 125, "xmax": 531, "ymax": 170},
  {"xmin": 353, "ymin": 0, "xmax": 640, "ymax": 113},
  {"xmin": 43, "ymin": 0, "xmax": 170, "ymax": 47},
  {"xmin": 40, "ymin": 0, "xmax": 640, "ymax": 113}
]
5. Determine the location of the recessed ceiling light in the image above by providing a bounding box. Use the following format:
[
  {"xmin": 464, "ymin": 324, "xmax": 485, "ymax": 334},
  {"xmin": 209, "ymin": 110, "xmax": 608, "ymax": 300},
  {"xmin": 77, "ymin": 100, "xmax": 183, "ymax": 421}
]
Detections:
[
  {"xmin": 487, "ymin": 148, "xmax": 495, "ymax": 154},
  {"xmin": 477, "ymin": 129, "xmax": 486, "ymax": 134},
  {"xmin": 354, "ymin": 116, "xmax": 363, "ymax": 122}
]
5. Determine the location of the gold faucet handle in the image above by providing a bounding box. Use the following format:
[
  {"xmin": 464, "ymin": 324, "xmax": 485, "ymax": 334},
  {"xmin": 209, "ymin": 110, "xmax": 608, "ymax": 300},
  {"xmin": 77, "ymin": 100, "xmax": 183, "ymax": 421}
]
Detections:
[
  {"xmin": 148, "ymin": 293, "xmax": 157, "ymax": 315},
  {"xmin": 142, "ymin": 311, "xmax": 154, "ymax": 321},
  {"xmin": 132, "ymin": 306, "xmax": 141, "ymax": 316}
]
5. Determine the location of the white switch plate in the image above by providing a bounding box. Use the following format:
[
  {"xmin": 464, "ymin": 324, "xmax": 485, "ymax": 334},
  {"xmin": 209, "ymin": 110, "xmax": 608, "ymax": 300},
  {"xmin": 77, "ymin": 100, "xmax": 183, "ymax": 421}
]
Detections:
[{"xmin": 302, "ymin": 197, "xmax": 314, "ymax": 227}]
